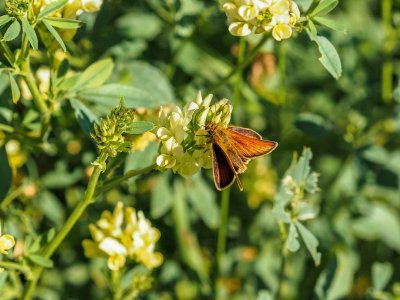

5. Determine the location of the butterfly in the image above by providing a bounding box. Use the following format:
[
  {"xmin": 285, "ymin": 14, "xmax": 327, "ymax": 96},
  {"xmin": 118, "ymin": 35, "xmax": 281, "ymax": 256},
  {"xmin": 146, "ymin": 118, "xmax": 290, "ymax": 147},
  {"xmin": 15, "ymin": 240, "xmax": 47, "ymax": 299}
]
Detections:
[{"xmin": 205, "ymin": 123, "xmax": 278, "ymax": 191}]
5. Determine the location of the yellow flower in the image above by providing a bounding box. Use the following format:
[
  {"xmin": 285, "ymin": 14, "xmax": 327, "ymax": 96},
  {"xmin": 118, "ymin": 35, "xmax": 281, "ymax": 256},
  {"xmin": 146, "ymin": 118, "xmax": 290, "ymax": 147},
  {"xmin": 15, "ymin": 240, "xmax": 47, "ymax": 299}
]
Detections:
[
  {"xmin": 220, "ymin": 0, "xmax": 300, "ymax": 40},
  {"xmin": 6, "ymin": 140, "xmax": 27, "ymax": 169},
  {"xmin": 155, "ymin": 92, "xmax": 232, "ymax": 177},
  {"xmin": 81, "ymin": 0, "xmax": 102, "ymax": 12},
  {"xmin": 0, "ymin": 234, "xmax": 15, "ymax": 255},
  {"xmin": 82, "ymin": 202, "xmax": 163, "ymax": 270}
]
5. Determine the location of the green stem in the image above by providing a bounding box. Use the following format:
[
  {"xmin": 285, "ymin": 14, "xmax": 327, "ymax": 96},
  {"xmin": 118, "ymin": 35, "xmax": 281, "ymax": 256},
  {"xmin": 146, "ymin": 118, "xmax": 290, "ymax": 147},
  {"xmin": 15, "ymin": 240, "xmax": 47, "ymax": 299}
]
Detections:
[
  {"xmin": 111, "ymin": 269, "xmax": 122, "ymax": 300},
  {"xmin": 278, "ymin": 42, "xmax": 286, "ymax": 104},
  {"xmin": 0, "ymin": 34, "xmax": 14, "ymax": 65},
  {"xmin": 19, "ymin": 32, "xmax": 50, "ymax": 134},
  {"xmin": 276, "ymin": 253, "xmax": 287, "ymax": 298},
  {"xmin": 233, "ymin": 37, "xmax": 246, "ymax": 114},
  {"xmin": 0, "ymin": 185, "xmax": 25, "ymax": 211},
  {"xmin": 216, "ymin": 189, "xmax": 230, "ymax": 274},
  {"xmin": 94, "ymin": 163, "xmax": 157, "ymax": 197},
  {"xmin": 382, "ymin": 0, "xmax": 393, "ymax": 103},
  {"xmin": 206, "ymin": 35, "xmax": 269, "ymax": 95},
  {"xmin": 0, "ymin": 261, "xmax": 32, "ymax": 278},
  {"xmin": 21, "ymin": 153, "xmax": 108, "ymax": 300}
]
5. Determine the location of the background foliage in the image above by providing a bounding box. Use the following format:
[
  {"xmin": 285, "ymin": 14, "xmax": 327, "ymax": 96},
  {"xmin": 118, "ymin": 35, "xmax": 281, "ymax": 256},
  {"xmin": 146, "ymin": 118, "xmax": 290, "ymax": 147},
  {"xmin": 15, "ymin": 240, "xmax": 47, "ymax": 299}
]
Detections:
[{"xmin": 1, "ymin": 0, "xmax": 400, "ymax": 299}]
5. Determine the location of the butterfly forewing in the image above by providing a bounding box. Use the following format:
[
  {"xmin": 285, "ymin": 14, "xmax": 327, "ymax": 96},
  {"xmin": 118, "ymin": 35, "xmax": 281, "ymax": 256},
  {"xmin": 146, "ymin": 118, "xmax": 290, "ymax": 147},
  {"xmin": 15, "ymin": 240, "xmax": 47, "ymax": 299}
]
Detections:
[
  {"xmin": 228, "ymin": 126, "xmax": 262, "ymax": 139},
  {"xmin": 212, "ymin": 143, "xmax": 236, "ymax": 190},
  {"xmin": 227, "ymin": 128, "xmax": 278, "ymax": 159}
]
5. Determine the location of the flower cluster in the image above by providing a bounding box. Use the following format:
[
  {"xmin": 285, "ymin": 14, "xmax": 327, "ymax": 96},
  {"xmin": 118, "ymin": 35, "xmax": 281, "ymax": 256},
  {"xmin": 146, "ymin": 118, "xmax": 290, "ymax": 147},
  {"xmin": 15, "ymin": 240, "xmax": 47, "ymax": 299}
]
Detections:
[
  {"xmin": 5, "ymin": 0, "xmax": 30, "ymax": 16},
  {"xmin": 91, "ymin": 101, "xmax": 136, "ymax": 158},
  {"xmin": 220, "ymin": 0, "xmax": 300, "ymax": 41},
  {"xmin": 82, "ymin": 202, "xmax": 163, "ymax": 271},
  {"xmin": 156, "ymin": 92, "xmax": 232, "ymax": 177}
]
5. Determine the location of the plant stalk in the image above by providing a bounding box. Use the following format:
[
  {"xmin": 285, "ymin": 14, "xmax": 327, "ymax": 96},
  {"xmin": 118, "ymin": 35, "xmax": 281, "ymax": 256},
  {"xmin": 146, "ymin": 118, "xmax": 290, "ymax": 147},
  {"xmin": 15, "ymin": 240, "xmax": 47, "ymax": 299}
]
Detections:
[{"xmin": 21, "ymin": 153, "xmax": 108, "ymax": 300}]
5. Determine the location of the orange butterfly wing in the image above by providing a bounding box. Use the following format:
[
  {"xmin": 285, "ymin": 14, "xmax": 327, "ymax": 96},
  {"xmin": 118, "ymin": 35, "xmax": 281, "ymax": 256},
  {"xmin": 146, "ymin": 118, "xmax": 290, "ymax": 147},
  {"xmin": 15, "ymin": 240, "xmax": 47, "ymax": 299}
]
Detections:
[{"xmin": 227, "ymin": 126, "xmax": 278, "ymax": 159}]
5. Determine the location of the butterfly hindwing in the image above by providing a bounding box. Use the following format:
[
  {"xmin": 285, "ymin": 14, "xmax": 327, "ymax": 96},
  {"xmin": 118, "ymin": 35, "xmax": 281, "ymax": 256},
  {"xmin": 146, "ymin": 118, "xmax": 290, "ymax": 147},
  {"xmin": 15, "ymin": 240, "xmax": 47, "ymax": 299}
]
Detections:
[{"xmin": 212, "ymin": 143, "xmax": 236, "ymax": 190}]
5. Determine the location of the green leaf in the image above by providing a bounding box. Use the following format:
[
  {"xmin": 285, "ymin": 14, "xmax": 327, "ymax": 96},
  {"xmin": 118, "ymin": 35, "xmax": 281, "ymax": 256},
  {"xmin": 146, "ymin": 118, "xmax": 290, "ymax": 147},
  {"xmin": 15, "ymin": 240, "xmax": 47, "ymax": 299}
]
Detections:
[
  {"xmin": 308, "ymin": 31, "xmax": 342, "ymax": 79},
  {"xmin": 0, "ymin": 271, "xmax": 8, "ymax": 289},
  {"xmin": 286, "ymin": 222, "xmax": 300, "ymax": 252},
  {"xmin": 42, "ymin": 19, "xmax": 66, "ymax": 52},
  {"xmin": 0, "ymin": 145, "xmax": 12, "ymax": 201},
  {"xmin": 36, "ymin": 191, "xmax": 66, "ymax": 228},
  {"xmin": 313, "ymin": 16, "xmax": 346, "ymax": 32},
  {"xmin": 116, "ymin": 12, "xmax": 162, "ymax": 40},
  {"xmin": 0, "ymin": 15, "xmax": 12, "ymax": 28},
  {"xmin": 372, "ymin": 262, "xmax": 393, "ymax": 291},
  {"xmin": 69, "ymin": 99, "xmax": 98, "ymax": 135},
  {"xmin": 44, "ymin": 17, "xmax": 82, "ymax": 29},
  {"xmin": 20, "ymin": 17, "xmax": 38, "ymax": 50},
  {"xmin": 127, "ymin": 121, "xmax": 154, "ymax": 135},
  {"xmin": 151, "ymin": 174, "xmax": 173, "ymax": 219},
  {"xmin": 295, "ymin": 112, "xmax": 332, "ymax": 137},
  {"xmin": 309, "ymin": 0, "xmax": 338, "ymax": 17},
  {"xmin": 71, "ymin": 58, "xmax": 114, "ymax": 91},
  {"xmin": 57, "ymin": 73, "xmax": 81, "ymax": 90},
  {"xmin": 78, "ymin": 83, "xmax": 168, "ymax": 108},
  {"xmin": 295, "ymin": 221, "xmax": 321, "ymax": 266},
  {"xmin": 28, "ymin": 254, "xmax": 54, "ymax": 268},
  {"xmin": 257, "ymin": 291, "xmax": 273, "ymax": 300},
  {"xmin": 3, "ymin": 20, "xmax": 21, "ymax": 42},
  {"xmin": 315, "ymin": 249, "xmax": 359, "ymax": 300},
  {"xmin": 121, "ymin": 61, "xmax": 175, "ymax": 104},
  {"xmin": 307, "ymin": 18, "xmax": 317, "ymax": 35},
  {"xmin": 187, "ymin": 176, "xmax": 219, "ymax": 229},
  {"xmin": 38, "ymin": 0, "xmax": 68, "ymax": 19},
  {"xmin": 353, "ymin": 203, "xmax": 400, "ymax": 252},
  {"xmin": 8, "ymin": 74, "xmax": 20, "ymax": 104}
]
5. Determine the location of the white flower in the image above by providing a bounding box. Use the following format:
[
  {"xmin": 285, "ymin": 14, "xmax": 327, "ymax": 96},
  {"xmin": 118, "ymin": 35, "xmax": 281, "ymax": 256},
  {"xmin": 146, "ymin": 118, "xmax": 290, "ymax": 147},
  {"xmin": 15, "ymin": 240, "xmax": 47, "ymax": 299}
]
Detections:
[
  {"xmin": 81, "ymin": 0, "xmax": 102, "ymax": 12},
  {"xmin": 155, "ymin": 92, "xmax": 233, "ymax": 178},
  {"xmin": 220, "ymin": 0, "xmax": 301, "ymax": 40}
]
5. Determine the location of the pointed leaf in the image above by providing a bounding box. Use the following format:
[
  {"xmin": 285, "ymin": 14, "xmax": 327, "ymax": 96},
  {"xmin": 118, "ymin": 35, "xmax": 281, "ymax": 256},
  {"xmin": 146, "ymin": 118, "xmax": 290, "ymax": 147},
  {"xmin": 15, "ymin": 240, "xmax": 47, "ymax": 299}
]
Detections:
[
  {"xmin": 71, "ymin": 58, "xmax": 114, "ymax": 91},
  {"xmin": 3, "ymin": 20, "xmax": 21, "ymax": 42},
  {"xmin": 44, "ymin": 17, "xmax": 82, "ymax": 29},
  {"xmin": 20, "ymin": 17, "xmax": 38, "ymax": 50},
  {"xmin": 42, "ymin": 19, "xmax": 66, "ymax": 51},
  {"xmin": 9, "ymin": 74, "xmax": 20, "ymax": 104},
  {"xmin": 0, "ymin": 15, "xmax": 12, "ymax": 28},
  {"xmin": 38, "ymin": 0, "xmax": 68, "ymax": 19},
  {"xmin": 151, "ymin": 174, "xmax": 173, "ymax": 218},
  {"xmin": 296, "ymin": 221, "xmax": 321, "ymax": 266},
  {"xmin": 127, "ymin": 121, "xmax": 154, "ymax": 135},
  {"xmin": 309, "ymin": 0, "xmax": 339, "ymax": 17},
  {"xmin": 308, "ymin": 31, "xmax": 342, "ymax": 79},
  {"xmin": 28, "ymin": 254, "xmax": 54, "ymax": 268}
]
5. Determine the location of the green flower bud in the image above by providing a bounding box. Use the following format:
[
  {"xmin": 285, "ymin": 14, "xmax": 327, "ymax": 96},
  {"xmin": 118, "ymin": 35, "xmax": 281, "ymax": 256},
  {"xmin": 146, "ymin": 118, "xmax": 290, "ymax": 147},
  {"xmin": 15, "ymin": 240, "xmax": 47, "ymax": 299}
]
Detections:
[{"xmin": 91, "ymin": 100, "xmax": 135, "ymax": 158}]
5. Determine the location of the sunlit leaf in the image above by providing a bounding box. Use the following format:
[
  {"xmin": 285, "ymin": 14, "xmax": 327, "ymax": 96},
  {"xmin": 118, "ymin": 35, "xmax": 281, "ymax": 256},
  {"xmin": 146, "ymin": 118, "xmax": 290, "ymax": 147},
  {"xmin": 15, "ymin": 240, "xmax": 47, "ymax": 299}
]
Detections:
[
  {"xmin": 43, "ymin": 19, "xmax": 66, "ymax": 52},
  {"xmin": 38, "ymin": 0, "xmax": 68, "ymax": 19},
  {"xmin": 295, "ymin": 221, "xmax": 321, "ymax": 266},
  {"xmin": 151, "ymin": 174, "xmax": 173, "ymax": 219},
  {"xmin": 3, "ymin": 20, "xmax": 21, "ymax": 41},
  {"xmin": 20, "ymin": 16, "xmax": 38, "ymax": 50},
  {"xmin": 71, "ymin": 58, "xmax": 114, "ymax": 92}
]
